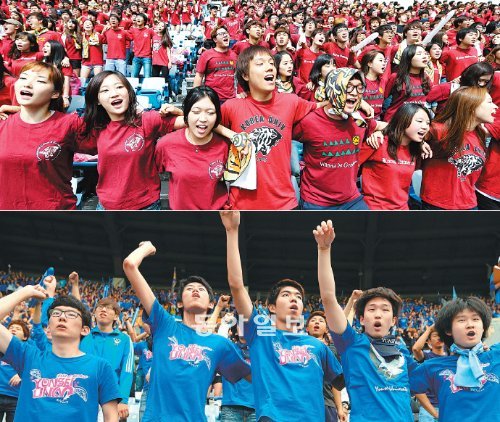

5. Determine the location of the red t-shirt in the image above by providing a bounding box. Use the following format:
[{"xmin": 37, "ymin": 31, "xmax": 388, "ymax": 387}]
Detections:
[
  {"xmin": 102, "ymin": 28, "xmax": 132, "ymax": 60},
  {"xmin": 93, "ymin": 111, "xmax": 176, "ymax": 210},
  {"xmin": 359, "ymin": 137, "xmax": 417, "ymax": 210},
  {"xmin": 476, "ymin": 118, "xmax": 500, "ymax": 200},
  {"xmin": 363, "ymin": 77, "xmax": 387, "ymax": 120},
  {"xmin": 0, "ymin": 112, "xmax": 83, "ymax": 210},
  {"xmin": 0, "ymin": 38, "xmax": 14, "ymax": 59},
  {"xmin": 152, "ymin": 34, "xmax": 170, "ymax": 66},
  {"xmin": 224, "ymin": 17, "xmax": 241, "ymax": 40},
  {"xmin": 292, "ymin": 108, "xmax": 377, "ymax": 206},
  {"xmin": 35, "ymin": 30, "xmax": 62, "ymax": 50},
  {"xmin": 232, "ymin": 39, "xmax": 269, "ymax": 56},
  {"xmin": 490, "ymin": 72, "xmax": 500, "ymax": 107},
  {"xmin": 221, "ymin": 91, "xmax": 316, "ymax": 209},
  {"xmin": 440, "ymin": 46, "xmax": 478, "ymax": 82},
  {"xmin": 62, "ymin": 34, "xmax": 82, "ymax": 60},
  {"xmin": 204, "ymin": 17, "xmax": 222, "ymax": 40},
  {"xmin": 155, "ymin": 130, "xmax": 230, "ymax": 210},
  {"xmin": 81, "ymin": 33, "xmax": 105, "ymax": 66},
  {"xmin": 295, "ymin": 48, "xmax": 323, "ymax": 83},
  {"xmin": 7, "ymin": 52, "xmax": 44, "ymax": 77},
  {"xmin": 421, "ymin": 122, "xmax": 486, "ymax": 209},
  {"xmin": 0, "ymin": 76, "xmax": 15, "ymax": 106},
  {"xmin": 195, "ymin": 48, "xmax": 238, "ymax": 101},
  {"xmin": 384, "ymin": 73, "xmax": 430, "ymax": 122},
  {"xmin": 130, "ymin": 27, "xmax": 154, "ymax": 58},
  {"xmin": 323, "ymin": 42, "xmax": 354, "ymax": 68}
]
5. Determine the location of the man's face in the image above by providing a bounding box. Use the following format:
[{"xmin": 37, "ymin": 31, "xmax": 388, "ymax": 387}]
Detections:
[
  {"xmin": 307, "ymin": 315, "xmax": 328, "ymax": 338},
  {"xmin": 179, "ymin": 282, "xmax": 213, "ymax": 314},
  {"xmin": 269, "ymin": 286, "xmax": 304, "ymax": 326},
  {"xmin": 8, "ymin": 324, "xmax": 27, "ymax": 341},
  {"xmin": 95, "ymin": 303, "xmax": 118, "ymax": 326},
  {"xmin": 49, "ymin": 306, "xmax": 89, "ymax": 340},
  {"xmin": 248, "ymin": 24, "xmax": 262, "ymax": 39},
  {"xmin": 449, "ymin": 308, "xmax": 484, "ymax": 349},
  {"xmin": 246, "ymin": 52, "xmax": 276, "ymax": 94},
  {"xmin": 428, "ymin": 331, "xmax": 444, "ymax": 349},
  {"xmin": 275, "ymin": 31, "xmax": 289, "ymax": 47},
  {"xmin": 359, "ymin": 297, "xmax": 396, "ymax": 338}
]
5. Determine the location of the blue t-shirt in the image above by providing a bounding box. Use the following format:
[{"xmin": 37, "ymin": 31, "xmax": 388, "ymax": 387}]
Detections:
[
  {"xmin": 31, "ymin": 323, "xmax": 51, "ymax": 352},
  {"xmin": 244, "ymin": 308, "xmax": 343, "ymax": 421},
  {"xmin": 221, "ymin": 341, "xmax": 254, "ymax": 409},
  {"xmin": 143, "ymin": 300, "xmax": 250, "ymax": 422},
  {"xmin": 332, "ymin": 323, "xmax": 416, "ymax": 422},
  {"xmin": 80, "ymin": 327, "xmax": 134, "ymax": 403},
  {"xmin": 2, "ymin": 336, "xmax": 120, "ymax": 422},
  {"xmin": 421, "ymin": 350, "xmax": 446, "ymax": 407},
  {"xmin": 410, "ymin": 344, "xmax": 500, "ymax": 422},
  {"xmin": 134, "ymin": 341, "xmax": 153, "ymax": 392},
  {"xmin": 0, "ymin": 360, "xmax": 20, "ymax": 398}
]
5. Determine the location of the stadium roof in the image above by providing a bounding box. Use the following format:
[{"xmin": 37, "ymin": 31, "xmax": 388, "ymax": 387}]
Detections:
[{"xmin": 0, "ymin": 212, "xmax": 498, "ymax": 297}]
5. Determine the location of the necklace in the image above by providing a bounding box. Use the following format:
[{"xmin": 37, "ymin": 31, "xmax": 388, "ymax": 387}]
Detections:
[{"xmin": 185, "ymin": 129, "xmax": 213, "ymax": 153}]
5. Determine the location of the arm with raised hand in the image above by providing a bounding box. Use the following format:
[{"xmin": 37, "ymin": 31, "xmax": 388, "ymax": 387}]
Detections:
[
  {"xmin": 313, "ymin": 221, "xmax": 348, "ymax": 335},
  {"xmin": 412, "ymin": 324, "xmax": 434, "ymax": 361},
  {"xmin": 344, "ymin": 289, "xmax": 363, "ymax": 324},
  {"xmin": 207, "ymin": 294, "xmax": 231, "ymax": 333},
  {"xmin": 68, "ymin": 272, "xmax": 82, "ymax": 301},
  {"xmin": 0, "ymin": 285, "xmax": 48, "ymax": 354},
  {"xmin": 220, "ymin": 211, "xmax": 253, "ymax": 320},
  {"xmin": 122, "ymin": 242, "xmax": 157, "ymax": 315}
]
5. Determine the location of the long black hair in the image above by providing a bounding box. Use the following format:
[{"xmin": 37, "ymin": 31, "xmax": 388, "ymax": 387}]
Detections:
[
  {"xmin": 0, "ymin": 55, "xmax": 10, "ymax": 90},
  {"xmin": 391, "ymin": 44, "xmax": 431, "ymax": 98},
  {"xmin": 460, "ymin": 62, "xmax": 494, "ymax": 89},
  {"xmin": 83, "ymin": 70, "xmax": 139, "ymax": 137},
  {"xmin": 274, "ymin": 50, "xmax": 295, "ymax": 87},
  {"xmin": 43, "ymin": 40, "xmax": 68, "ymax": 69},
  {"xmin": 308, "ymin": 54, "xmax": 334, "ymax": 87},
  {"xmin": 8, "ymin": 32, "xmax": 38, "ymax": 60}
]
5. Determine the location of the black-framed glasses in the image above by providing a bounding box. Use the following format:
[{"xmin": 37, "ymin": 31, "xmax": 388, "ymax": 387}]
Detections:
[
  {"xmin": 346, "ymin": 84, "xmax": 365, "ymax": 94},
  {"xmin": 49, "ymin": 309, "xmax": 82, "ymax": 319},
  {"xmin": 216, "ymin": 31, "xmax": 228, "ymax": 37},
  {"xmin": 96, "ymin": 304, "xmax": 115, "ymax": 311}
]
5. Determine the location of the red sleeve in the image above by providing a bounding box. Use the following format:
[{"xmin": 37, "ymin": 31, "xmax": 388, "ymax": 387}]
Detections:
[
  {"xmin": 293, "ymin": 94, "xmax": 316, "ymax": 124},
  {"xmin": 384, "ymin": 73, "xmax": 397, "ymax": 99},
  {"xmin": 195, "ymin": 50, "xmax": 209, "ymax": 74},
  {"xmin": 292, "ymin": 118, "xmax": 304, "ymax": 141},
  {"xmin": 358, "ymin": 138, "xmax": 378, "ymax": 166},
  {"xmin": 485, "ymin": 117, "xmax": 500, "ymax": 139},
  {"xmin": 426, "ymin": 82, "xmax": 451, "ymax": 103}
]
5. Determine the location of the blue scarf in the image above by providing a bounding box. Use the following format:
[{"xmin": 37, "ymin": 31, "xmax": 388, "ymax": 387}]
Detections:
[{"xmin": 450, "ymin": 343, "xmax": 485, "ymax": 388}]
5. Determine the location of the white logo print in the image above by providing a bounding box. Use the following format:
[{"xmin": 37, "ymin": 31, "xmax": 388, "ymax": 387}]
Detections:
[
  {"xmin": 124, "ymin": 134, "xmax": 145, "ymax": 152},
  {"xmin": 36, "ymin": 141, "xmax": 62, "ymax": 161}
]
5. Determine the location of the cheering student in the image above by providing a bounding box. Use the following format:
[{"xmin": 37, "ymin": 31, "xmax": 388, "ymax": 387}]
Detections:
[
  {"xmin": 421, "ymin": 86, "xmax": 498, "ymax": 210},
  {"xmin": 410, "ymin": 297, "xmax": 499, "ymax": 421},
  {"xmin": 296, "ymin": 54, "xmax": 335, "ymax": 102},
  {"xmin": 440, "ymin": 28, "xmax": 480, "ymax": 82},
  {"xmin": 222, "ymin": 46, "xmax": 317, "ymax": 210},
  {"xmin": 80, "ymin": 297, "xmax": 134, "ymax": 421},
  {"xmin": 220, "ymin": 211, "xmax": 344, "ymax": 422},
  {"xmin": 0, "ymin": 62, "xmax": 87, "ymax": 210},
  {"xmin": 122, "ymin": 241, "xmax": 251, "ymax": 422},
  {"xmin": 5, "ymin": 32, "xmax": 43, "ymax": 77},
  {"xmin": 0, "ymin": 278, "xmax": 120, "ymax": 421},
  {"xmin": 0, "ymin": 320, "xmax": 29, "ymax": 422},
  {"xmin": 359, "ymin": 104, "xmax": 431, "ymax": 210},
  {"xmin": 314, "ymin": 220, "xmax": 417, "ymax": 421},
  {"xmin": 361, "ymin": 50, "xmax": 389, "ymax": 120},
  {"xmin": 295, "ymin": 29, "xmax": 326, "ymax": 83}
]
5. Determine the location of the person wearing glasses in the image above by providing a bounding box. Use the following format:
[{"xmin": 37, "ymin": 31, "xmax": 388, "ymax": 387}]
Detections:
[
  {"xmin": 80, "ymin": 297, "xmax": 134, "ymax": 421},
  {"xmin": 0, "ymin": 277, "xmax": 121, "ymax": 422},
  {"xmin": 194, "ymin": 25, "xmax": 238, "ymax": 104},
  {"xmin": 292, "ymin": 68, "xmax": 387, "ymax": 210}
]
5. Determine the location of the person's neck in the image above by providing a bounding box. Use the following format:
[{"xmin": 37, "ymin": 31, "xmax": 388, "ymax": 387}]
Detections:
[
  {"xmin": 431, "ymin": 346, "xmax": 447, "ymax": 355},
  {"xmin": 51, "ymin": 340, "xmax": 85, "ymax": 358},
  {"xmin": 366, "ymin": 70, "xmax": 380, "ymax": 81},
  {"xmin": 323, "ymin": 104, "xmax": 342, "ymax": 120},
  {"xmin": 20, "ymin": 106, "xmax": 53, "ymax": 124},
  {"xmin": 280, "ymin": 74, "xmax": 290, "ymax": 82},
  {"xmin": 214, "ymin": 45, "xmax": 228, "ymax": 53},
  {"xmin": 250, "ymin": 88, "xmax": 273, "ymax": 102},
  {"xmin": 275, "ymin": 44, "xmax": 287, "ymax": 51},
  {"xmin": 249, "ymin": 35, "xmax": 260, "ymax": 45},
  {"xmin": 310, "ymin": 44, "xmax": 321, "ymax": 53},
  {"xmin": 458, "ymin": 43, "xmax": 470, "ymax": 50},
  {"xmin": 275, "ymin": 317, "xmax": 299, "ymax": 332},
  {"xmin": 183, "ymin": 310, "xmax": 208, "ymax": 330},
  {"xmin": 409, "ymin": 67, "xmax": 421, "ymax": 75},
  {"xmin": 96, "ymin": 322, "xmax": 114, "ymax": 333},
  {"xmin": 186, "ymin": 128, "xmax": 213, "ymax": 145},
  {"xmin": 336, "ymin": 39, "xmax": 347, "ymax": 48},
  {"xmin": 378, "ymin": 39, "xmax": 389, "ymax": 48},
  {"xmin": 400, "ymin": 134, "xmax": 411, "ymax": 146}
]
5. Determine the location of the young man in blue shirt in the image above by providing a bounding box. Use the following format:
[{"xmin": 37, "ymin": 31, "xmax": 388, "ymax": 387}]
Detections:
[
  {"xmin": 122, "ymin": 241, "xmax": 251, "ymax": 422},
  {"xmin": 220, "ymin": 211, "xmax": 344, "ymax": 422},
  {"xmin": 80, "ymin": 297, "xmax": 134, "ymax": 420},
  {"xmin": 410, "ymin": 297, "xmax": 499, "ymax": 422},
  {"xmin": 314, "ymin": 219, "xmax": 416, "ymax": 422},
  {"xmin": 0, "ymin": 279, "xmax": 120, "ymax": 422}
]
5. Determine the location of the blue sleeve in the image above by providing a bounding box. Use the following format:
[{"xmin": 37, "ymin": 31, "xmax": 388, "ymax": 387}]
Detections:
[
  {"xmin": 118, "ymin": 335, "xmax": 134, "ymax": 404},
  {"xmin": 41, "ymin": 298, "xmax": 54, "ymax": 327},
  {"xmin": 31, "ymin": 323, "xmax": 49, "ymax": 352},
  {"xmin": 98, "ymin": 360, "xmax": 122, "ymax": 406},
  {"xmin": 323, "ymin": 344, "xmax": 344, "ymax": 386},
  {"xmin": 409, "ymin": 361, "xmax": 432, "ymax": 395},
  {"xmin": 217, "ymin": 339, "xmax": 251, "ymax": 384},
  {"xmin": 134, "ymin": 342, "xmax": 146, "ymax": 357},
  {"xmin": 3, "ymin": 336, "xmax": 38, "ymax": 376},
  {"xmin": 242, "ymin": 307, "xmax": 274, "ymax": 346},
  {"xmin": 331, "ymin": 322, "xmax": 358, "ymax": 355},
  {"xmin": 144, "ymin": 299, "xmax": 175, "ymax": 337}
]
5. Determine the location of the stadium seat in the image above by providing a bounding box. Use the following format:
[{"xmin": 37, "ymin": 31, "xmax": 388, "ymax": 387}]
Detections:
[
  {"xmin": 136, "ymin": 95, "xmax": 152, "ymax": 110},
  {"xmin": 67, "ymin": 95, "xmax": 86, "ymax": 114},
  {"xmin": 138, "ymin": 77, "xmax": 166, "ymax": 109},
  {"xmin": 127, "ymin": 77, "xmax": 141, "ymax": 92}
]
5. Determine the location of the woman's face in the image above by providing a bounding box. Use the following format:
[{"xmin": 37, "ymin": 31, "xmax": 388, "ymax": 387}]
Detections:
[
  {"xmin": 357, "ymin": 32, "xmax": 366, "ymax": 43},
  {"xmin": 83, "ymin": 20, "xmax": 94, "ymax": 31},
  {"xmin": 278, "ymin": 55, "xmax": 294, "ymax": 78},
  {"xmin": 15, "ymin": 36, "xmax": 32, "ymax": 52},
  {"xmin": 429, "ymin": 44, "xmax": 442, "ymax": 60},
  {"xmin": 187, "ymin": 96, "xmax": 218, "ymax": 139},
  {"xmin": 42, "ymin": 42, "xmax": 51, "ymax": 57},
  {"xmin": 321, "ymin": 60, "xmax": 335, "ymax": 79},
  {"xmin": 475, "ymin": 93, "xmax": 498, "ymax": 124},
  {"xmin": 404, "ymin": 109, "xmax": 430, "ymax": 143},
  {"xmin": 411, "ymin": 46, "xmax": 428, "ymax": 69},
  {"xmin": 15, "ymin": 67, "xmax": 59, "ymax": 108},
  {"xmin": 155, "ymin": 22, "xmax": 165, "ymax": 32},
  {"xmin": 66, "ymin": 20, "xmax": 76, "ymax": 30},
  {"xmin": 369, "ymin": 53, "xmax": 386, "ymax": 75},
  {"xmin": 97, "ymin": 74, "xmax": 131, "ymax": 121},
  {"xmin": 477, "ymin": 74, "xmax": 493, "ymax": 88},
  {"xmin": 492, "ymin": 34, "xmax": 500, "ymax": 45}
]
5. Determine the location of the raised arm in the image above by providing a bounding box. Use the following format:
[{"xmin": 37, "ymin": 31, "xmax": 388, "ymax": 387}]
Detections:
[
  {"xmin": 344, "ymin": 289, "xmax": 363, "ymax": 324},
  {"xmin": 220, "ymin": 211, "xmax": 253, "ymax": 319},
  {"xmin": 68, "ymin": 272, "xmax": 82, "ymax": 301},
  {"xmin": 206, "ymin": 294, "xmax": 231, "ymax": 333},
  {"xmin": 412, "ymin": 324, "xmax": 433, "ymax": 361},
  {"xmin": 0, "ymin": 284, "xmax": 48, "ymax": 354},
  {"xmin": 313, "ymin": 221, "xmax": 348, "ymax": 335},
  {"xmin": 122, "ymin": 242, "xmax": 157, "ymax": 315}
]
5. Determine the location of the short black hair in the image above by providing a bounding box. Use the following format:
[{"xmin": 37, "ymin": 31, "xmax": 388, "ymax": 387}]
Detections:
[
  {"xmin": 460, "ymin": 62, "xmax": 494, "ymax": 89},
  {"xmin": 456, "ymin": 27, "xmax": 477, "ymax": 45},
  {"xmin": 236, "ymin": 45, "xmax": 273, "ymax": 92},
  {"xmin": 267, "ymin": 279, "xmax": 305, "ymax": 307},
  {"xmin": 354, "ymin": 287, "xmax": 402, "ymax": 320},
  {"xmin": 176, "ymin": 275, "xmax": 215, "ymax": 304},
  {"xmin": 182, "ymin": 86, "xmax": 222, "ymax": 129},
  {"xmin": 435, "ymin": 297, "xmax": 492, "ymax": 348},
  {"xmin": 48, "ymin": 295, "xmax": 92, "ymax": 331},
  {"xmin": 331, "ymin": 23, "xmax": 348, "ymax": 37}
]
